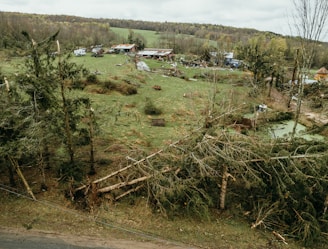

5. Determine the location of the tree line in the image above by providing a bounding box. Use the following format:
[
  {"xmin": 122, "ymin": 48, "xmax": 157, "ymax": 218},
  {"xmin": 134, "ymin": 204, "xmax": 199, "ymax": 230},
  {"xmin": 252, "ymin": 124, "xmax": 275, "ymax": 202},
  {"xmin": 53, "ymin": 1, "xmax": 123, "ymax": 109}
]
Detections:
[{"xmin": 1, "ymin": 11, "xmax": 328, "ymax": 68}]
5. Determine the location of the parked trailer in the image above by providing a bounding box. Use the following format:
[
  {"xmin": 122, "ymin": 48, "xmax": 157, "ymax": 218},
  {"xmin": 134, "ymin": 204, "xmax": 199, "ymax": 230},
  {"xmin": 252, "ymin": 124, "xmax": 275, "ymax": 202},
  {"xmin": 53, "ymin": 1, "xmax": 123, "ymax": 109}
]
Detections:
[{"xmin": 74, "ymin": 48, "xmax": 86, "ymax": 56}]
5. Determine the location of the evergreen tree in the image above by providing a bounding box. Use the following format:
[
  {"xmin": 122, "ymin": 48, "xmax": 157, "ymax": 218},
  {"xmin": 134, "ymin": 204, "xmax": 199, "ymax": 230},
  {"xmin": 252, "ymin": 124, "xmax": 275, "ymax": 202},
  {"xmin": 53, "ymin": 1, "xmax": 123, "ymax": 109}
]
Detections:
[{"xmin": 1, "ymin": 31, "xmax": 94, "ymax": 191}]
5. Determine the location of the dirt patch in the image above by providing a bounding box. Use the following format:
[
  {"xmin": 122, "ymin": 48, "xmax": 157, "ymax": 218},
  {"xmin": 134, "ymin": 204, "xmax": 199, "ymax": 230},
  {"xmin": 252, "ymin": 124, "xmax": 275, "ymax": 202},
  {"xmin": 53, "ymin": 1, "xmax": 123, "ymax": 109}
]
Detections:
[
  {"xmin": 304, "ymin": 112, "xmax": 328, "ymax": 125},
  {"xmin": 268, "ymin": 88, "xmax": 328, "ymax": 126}
]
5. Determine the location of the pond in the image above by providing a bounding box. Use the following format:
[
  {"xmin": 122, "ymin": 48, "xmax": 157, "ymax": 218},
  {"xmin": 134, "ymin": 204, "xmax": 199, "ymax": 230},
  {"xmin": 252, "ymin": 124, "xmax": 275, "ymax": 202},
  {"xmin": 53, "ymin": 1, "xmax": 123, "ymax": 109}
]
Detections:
[{"xmin": 268, "ymin": 120, "xmax": 325, "ymax": 141}]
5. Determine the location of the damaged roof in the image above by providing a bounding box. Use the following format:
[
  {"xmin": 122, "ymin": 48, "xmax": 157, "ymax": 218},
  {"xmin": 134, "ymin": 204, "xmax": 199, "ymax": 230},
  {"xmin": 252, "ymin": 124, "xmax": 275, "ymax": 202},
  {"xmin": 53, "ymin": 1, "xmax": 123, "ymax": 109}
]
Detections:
[
  {"xmin": 111, "ymin": 44, "xmax": 136, "ymax": 50},
  {"xmin": 138, "ymin": 48, "xmax": 173, "ymax": 57},
  {"xmin": 316, "ymin": 67, "xmax": 328, "ymax": 74}
]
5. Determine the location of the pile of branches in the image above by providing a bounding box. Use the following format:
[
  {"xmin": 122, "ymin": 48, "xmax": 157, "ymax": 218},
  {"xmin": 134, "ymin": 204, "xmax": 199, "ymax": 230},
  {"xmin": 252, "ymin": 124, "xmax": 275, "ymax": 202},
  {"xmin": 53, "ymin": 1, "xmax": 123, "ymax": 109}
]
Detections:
[{"xmin": 76, "ymin": 128, "xmax": 328, "ymax": 246}]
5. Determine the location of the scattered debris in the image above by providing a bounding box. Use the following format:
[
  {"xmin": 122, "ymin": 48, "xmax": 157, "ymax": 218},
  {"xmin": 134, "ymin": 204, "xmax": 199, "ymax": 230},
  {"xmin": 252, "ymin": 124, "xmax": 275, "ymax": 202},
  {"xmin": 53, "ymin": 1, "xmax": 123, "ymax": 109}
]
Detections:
[
  {"xmin": 272, "ymin": 231, "xmax": 288, "ymax": 244},
  {"xmin": 151, "ymin": 118, "xmax": 166, "ymax": 127},
  {"xmin": 183, "ymin": 91, "xmax": 202, "ymax": 98},
  {"xmin": 152, "ymin": 85, "xmax": 162, "ymax": 91},
  {"xmin": 257, "ymin": 104, "xmax": 267, "ymax": 112},
  {"xmin": 137, "ymin": 61, "xmax": 151, "ymax": 72}
]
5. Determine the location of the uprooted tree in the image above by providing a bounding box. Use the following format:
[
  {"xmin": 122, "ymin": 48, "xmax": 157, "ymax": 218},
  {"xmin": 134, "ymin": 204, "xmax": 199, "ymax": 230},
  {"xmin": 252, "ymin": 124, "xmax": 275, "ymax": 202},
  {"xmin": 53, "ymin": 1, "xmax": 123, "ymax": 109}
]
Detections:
[{"xmin": 75, "ymin": 107, "xmax": 328, "ymax": 246}]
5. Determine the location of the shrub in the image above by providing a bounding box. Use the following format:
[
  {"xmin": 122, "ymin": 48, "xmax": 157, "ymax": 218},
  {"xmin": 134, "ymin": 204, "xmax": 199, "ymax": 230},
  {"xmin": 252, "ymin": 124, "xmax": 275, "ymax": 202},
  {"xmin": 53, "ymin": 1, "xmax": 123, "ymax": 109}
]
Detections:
[
  {"xmin": 71, "ymin": 80, "xmax": 86, "ymax": 90},
  {"xmin": 102, "ymin": 80, "xmax": 117, "ymax": 90},
  {"xmin": 58, "ymin": 161, "xmax": 85, "ymax": 182},
  {"xmin": 86, "ymin": 74, "xmax": 98, "ymax": 84},
  {"xmin": 272, "ymin": 111, "xmax": 294, "ymax": 122},
  {"xmin": 144, "ymin": 97, "xmax": 162, "ymax": 115},
  {"xmin": 75, "ymin": 128, "xmax": 90, "ymax": 146},
  {"xmin": 116, "ymin": 83, "xmax": 138, "ymax": 95}
]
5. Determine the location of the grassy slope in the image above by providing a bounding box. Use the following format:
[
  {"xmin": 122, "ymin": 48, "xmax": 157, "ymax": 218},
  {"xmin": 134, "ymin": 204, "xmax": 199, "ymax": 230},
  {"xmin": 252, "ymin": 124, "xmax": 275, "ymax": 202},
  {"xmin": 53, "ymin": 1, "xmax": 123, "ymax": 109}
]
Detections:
[
  {"xmin": 110, "ymin": 27, "xmax": 161, "ymax": 47},
  {"xmin": 110, "ymin": 26, "xmax": 218, "ymax": 48},
  {"xmin": 70, "ymin": 54, "xmax": 240, "ymax": 150},
  {"xmin": 0, "ymin": 192, "xmax": 302, "ymax": 249}
]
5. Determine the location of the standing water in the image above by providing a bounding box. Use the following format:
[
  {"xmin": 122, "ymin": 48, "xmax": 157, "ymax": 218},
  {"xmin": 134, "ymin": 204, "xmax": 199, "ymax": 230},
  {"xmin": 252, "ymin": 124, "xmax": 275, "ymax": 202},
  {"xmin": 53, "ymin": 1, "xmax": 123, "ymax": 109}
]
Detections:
[{"xmin": 269, "ymin": 120, "xmax": 324, "ymax": 141}]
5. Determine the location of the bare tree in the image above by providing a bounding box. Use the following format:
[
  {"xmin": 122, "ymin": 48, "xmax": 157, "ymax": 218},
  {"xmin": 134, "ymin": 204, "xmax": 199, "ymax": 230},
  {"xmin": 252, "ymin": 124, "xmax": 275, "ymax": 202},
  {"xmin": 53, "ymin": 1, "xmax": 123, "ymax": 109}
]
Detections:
[{"xmin": 290, "ymin": 0, "xmax": 328, "ymax": 138}]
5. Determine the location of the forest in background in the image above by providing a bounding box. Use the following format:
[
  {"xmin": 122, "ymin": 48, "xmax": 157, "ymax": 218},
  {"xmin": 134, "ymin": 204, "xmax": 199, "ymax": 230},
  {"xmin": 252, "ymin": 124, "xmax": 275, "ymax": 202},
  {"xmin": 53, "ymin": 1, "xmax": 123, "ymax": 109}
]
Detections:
[{"xmin": 1, "ymin": 11, "xmax": 328, "ymax": 68}]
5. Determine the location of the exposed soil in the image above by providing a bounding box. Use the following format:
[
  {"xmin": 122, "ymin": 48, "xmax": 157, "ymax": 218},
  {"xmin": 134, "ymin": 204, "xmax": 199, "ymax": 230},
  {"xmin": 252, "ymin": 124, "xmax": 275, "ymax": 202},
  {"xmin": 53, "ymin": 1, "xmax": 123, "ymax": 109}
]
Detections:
[{"xmin": 268, "ymin": 88, "xmax": 328, "ymax": 126}]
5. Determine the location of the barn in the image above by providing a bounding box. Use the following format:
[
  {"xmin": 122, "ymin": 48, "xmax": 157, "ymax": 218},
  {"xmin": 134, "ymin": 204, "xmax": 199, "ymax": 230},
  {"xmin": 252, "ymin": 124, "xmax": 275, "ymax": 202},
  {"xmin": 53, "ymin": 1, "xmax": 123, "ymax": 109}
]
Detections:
[
  {"xmin": 137, "ymin": 48, "xmax": 174, "ymax": 60},
  {"xmin": 314, "ymin": 67, "xmax": 328, "ymax": 81},
  {"xmin": 111, "ymin": 44, "xmax": 136, "ymax": 53}
]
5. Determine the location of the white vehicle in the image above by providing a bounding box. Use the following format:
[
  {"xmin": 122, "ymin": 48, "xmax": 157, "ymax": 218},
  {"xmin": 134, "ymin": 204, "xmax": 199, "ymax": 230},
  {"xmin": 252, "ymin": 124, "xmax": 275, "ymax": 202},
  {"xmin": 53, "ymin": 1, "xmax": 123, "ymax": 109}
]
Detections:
[{"xmin": 74, "ymin": 48, "xmax": 86, "ymax": 56}]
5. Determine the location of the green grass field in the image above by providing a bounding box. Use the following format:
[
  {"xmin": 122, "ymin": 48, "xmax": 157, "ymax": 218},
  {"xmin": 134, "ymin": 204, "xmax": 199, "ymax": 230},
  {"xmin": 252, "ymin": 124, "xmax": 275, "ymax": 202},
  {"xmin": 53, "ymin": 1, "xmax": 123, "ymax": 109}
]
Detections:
[
  {"xmin": 69, "ymin": 54, "xmax": 253, "ymax": 150},
  {"xmin": 110, "ymin": 26, "xmax": 218, "ymax": 48},
  {"xmin": 0, "ymin": 53, "xmax": 254, "ymax": 151},
  {"xmin": 72, "ymin": 54, "xmax": 215, "ymax": 149},
  {"xmin": 110, "ymin": 27, "xmax": 161, "ymax": 47}
]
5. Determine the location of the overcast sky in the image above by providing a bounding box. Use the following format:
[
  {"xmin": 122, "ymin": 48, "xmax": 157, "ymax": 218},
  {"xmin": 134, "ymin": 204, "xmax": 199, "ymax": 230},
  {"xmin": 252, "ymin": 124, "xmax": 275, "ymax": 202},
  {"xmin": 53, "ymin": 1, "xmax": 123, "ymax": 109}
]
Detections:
[{"xmin": 0, "ymin": 0, "xmax": 296, "ymax": 36}]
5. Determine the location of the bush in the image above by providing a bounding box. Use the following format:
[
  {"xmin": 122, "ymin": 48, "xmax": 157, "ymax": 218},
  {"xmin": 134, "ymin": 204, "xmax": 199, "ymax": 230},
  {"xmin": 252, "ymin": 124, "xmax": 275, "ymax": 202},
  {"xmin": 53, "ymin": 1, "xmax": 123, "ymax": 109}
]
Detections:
[
  {"xmin": 116, "ymin": 83, "xmax": 138, "ymax": 95},
  {"xmin": 102, "ymin": 80, "xmax": 116, "ymax": 90},
  {"xmin": 58, "ymin": 161, "xmax": 85, "ymax": 182},
  {"xmin": 86, "ymin": 74, "xmax": 98, "ymax": 84},
  {"xmin": 75, "ymin": 128, "xmax": 90, "ymax": 146},
  {"xmin": 71, "ymin": 80, "xmax": 86, "ymax": 90},
  {"xmin": 268, "ymin": 111, "xmax": 294, "ymax": 122},
  {"xmin": 144, "ymin": 97, "xmax": 162, "ymax": 115}
]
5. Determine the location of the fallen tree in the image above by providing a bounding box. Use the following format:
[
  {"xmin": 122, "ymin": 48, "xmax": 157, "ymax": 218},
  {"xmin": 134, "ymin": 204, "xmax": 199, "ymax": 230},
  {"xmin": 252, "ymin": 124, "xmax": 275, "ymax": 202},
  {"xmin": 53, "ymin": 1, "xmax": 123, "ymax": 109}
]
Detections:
[{"xmin": 74, "ymin": 123, "xmax": 328, "ymax": 246}]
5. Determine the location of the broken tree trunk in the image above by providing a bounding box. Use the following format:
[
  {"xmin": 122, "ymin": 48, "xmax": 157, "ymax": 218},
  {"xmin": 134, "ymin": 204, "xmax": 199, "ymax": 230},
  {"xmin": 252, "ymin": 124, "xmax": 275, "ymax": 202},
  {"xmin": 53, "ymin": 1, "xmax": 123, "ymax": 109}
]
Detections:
[
  {"xmin": 97, "ymin": 175, "xmax": 150, "ymax": 193},
  {"xmin": 88, "ymin": 107, "xmax": 96, "ymax": 175},
  {"xmin": 95, "ymin": 149, "xmax": 163, "ymax": 183},
  {"xmin": 219, "ymin": 164, "xmax": 236, "ymax": 210},
  {"xmin": 287, "ymin": 49, "xmax": 299, "ymax": 108},
  {"xmin": 220, "ymin": 164, "xmax": 228, "ymax": 210},
  {"xmin": 97, "ymin": 167, "xmax": 173, "ymax": 193},
  {"xmin": 9, "ymin": 157, "xmax": 36, "ymax": 201},
  {"xmin": 115, "ymin": 185, "xmax": 144, "ymax": 201}
]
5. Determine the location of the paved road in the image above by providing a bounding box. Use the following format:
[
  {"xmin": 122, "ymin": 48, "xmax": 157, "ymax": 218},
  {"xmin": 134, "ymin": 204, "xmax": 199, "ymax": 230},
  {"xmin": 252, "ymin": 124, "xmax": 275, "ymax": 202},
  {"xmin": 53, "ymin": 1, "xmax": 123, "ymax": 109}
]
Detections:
[
  {"xmin": 0, "ymin": 231, "xmax": 111, "ymax": 249},
  {"xmin": 0, "ymin": 227, "xmax": 193, "ymax": 249}
]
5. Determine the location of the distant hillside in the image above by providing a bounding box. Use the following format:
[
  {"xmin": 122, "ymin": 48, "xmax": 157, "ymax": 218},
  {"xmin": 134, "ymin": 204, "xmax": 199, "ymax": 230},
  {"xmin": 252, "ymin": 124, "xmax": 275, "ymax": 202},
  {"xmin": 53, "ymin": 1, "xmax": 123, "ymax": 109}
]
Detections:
[
  {"xmin": 44, "ymin": 13, "xmax": 269, "ymax": 45},
  {"xmin": 0, "ymin": 11, "xmax": 270, "ymax": 50},
  {"xmin": 0, "ymin": 11, "xmax": 327, "ymax": 67}
]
